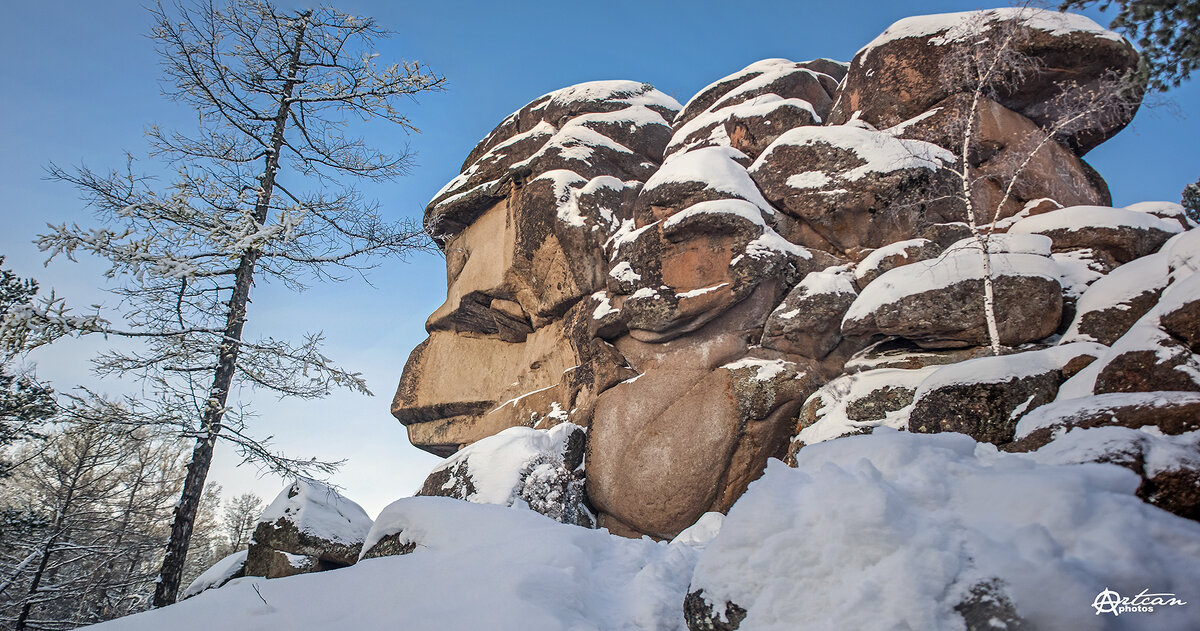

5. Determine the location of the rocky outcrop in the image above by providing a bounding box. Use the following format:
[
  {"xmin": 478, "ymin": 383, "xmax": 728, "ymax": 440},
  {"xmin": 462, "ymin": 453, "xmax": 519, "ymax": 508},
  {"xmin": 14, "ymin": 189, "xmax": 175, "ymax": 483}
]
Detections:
[{"xmin": 388, "ymin": 8, "xmax": 1200, "ymax": 545}]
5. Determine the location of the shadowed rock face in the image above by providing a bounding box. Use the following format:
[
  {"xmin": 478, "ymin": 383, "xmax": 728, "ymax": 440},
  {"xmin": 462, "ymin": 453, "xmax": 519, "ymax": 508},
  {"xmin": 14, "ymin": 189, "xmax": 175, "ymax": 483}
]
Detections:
[{"xmin": 391, "ymin": 9, "xmax": 1200, "ymax": 542}]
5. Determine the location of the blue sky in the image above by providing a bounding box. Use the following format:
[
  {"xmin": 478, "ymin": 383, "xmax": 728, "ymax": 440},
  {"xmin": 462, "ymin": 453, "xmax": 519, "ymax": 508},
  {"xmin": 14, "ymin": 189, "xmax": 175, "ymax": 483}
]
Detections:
[{"xmin": 2, "ymin": 0, "xmax": 1197, "ymax": 515}]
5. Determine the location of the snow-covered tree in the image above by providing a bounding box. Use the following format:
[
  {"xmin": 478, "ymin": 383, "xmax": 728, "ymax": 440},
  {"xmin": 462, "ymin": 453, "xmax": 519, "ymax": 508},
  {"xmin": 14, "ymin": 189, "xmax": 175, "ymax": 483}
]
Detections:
[
  {"xmin": 220, "ymin": 492, "xmax": 264, "ymax": 554},
  {"xmin": 0, "ymin": 424, "xmax": 185, "ymax": 629},
  {"xmin": 0, "ymin": 259, "xmax": 55, "ymax": 480},
  {"xmin": 15, "ymin": 0, "xmax": 444, "ymax": 606}
]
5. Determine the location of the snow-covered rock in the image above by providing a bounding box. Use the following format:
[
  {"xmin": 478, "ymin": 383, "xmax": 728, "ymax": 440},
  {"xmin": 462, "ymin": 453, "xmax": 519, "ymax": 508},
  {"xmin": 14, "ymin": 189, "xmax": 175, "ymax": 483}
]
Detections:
[
  {"xmin": 243, "ymin": 479, "xmax": 373, "ymax": 579},
  {"xmin": 789, "ymin": 365, "xmax": 939, "ymax": 457},
  {"xmin": 907, "ymin": 342, "xmax": 1106, "ymax": 445},
  {"xmin": 749, "ymin": 122, "xmax": 960, "ymax": 252},
  {"xmin": 852, "ymin": 238, "xmax": 941, "ymax": 290},
  {"xmin": 762, "ymin": 267, "xmax": 858, "ymax": 359},
  {"xmin": 413, "ymin": 422, "xmax": 593, "ymax": 527},
  {"xmin": 842, "ymin": 235, "xmax": 1063, "ymax": 348},
  {"xmin": 1008, "ymin": 204, "xmax": 1184, "ymax": 264},
  {"xmin": 181, "ymin": 550, "xmax": 247, "ymax": 600},
  {"xmin": 1059, "ymin": 252, "xmax": 1169, "ymax": 345},
  {"xmin": 829, "ymin": 8, "xmax": 1138, "ymax": 154}
]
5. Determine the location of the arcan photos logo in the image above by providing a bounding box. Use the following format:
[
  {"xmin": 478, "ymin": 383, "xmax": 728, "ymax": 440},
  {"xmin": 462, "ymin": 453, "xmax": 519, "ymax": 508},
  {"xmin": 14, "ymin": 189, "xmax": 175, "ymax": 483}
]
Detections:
[{"xmin": 1092, "ymin": 588, "xmax": 1187, "ymax": 616}]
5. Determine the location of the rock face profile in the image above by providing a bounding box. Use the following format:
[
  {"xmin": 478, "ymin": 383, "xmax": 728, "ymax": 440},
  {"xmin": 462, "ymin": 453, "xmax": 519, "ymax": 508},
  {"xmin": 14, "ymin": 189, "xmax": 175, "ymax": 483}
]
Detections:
[
  {"xmin": 152, "ymin": 9, "xmax": 1200, "ymax": 631},
  {"xmin": 389, "ymin": 6, "xmax": 1200, "ymax": 557}
]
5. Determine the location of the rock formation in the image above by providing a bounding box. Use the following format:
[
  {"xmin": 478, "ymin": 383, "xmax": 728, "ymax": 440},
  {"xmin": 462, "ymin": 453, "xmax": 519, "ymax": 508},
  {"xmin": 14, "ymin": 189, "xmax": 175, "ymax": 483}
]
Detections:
[
  {"xmin": 159, "ymin": 9, "xmax": 1200, "ymax": 630},
  {"xmin": 391, "ymin": 7, "xmax": 1200, "ymax": 564}
]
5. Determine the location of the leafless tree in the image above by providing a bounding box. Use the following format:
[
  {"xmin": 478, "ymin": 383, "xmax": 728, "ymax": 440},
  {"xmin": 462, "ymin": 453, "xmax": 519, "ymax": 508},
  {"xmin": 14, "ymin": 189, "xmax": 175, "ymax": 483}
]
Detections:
[
  {"xmin": 0, "ymin": 424, "xmax": 186, "ymax": 629},
  {"xmin": 221, "ymin": 492, "xmax": 264, "ymax": 554},
  {"xmin": 934, "ymin": 8, "xmax": 1140, "ymax": 355}
]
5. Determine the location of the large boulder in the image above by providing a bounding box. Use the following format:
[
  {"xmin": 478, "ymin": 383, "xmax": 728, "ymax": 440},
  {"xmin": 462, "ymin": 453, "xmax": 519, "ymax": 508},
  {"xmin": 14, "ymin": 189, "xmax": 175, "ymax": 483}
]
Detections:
[
  {"xmin": 829, "ymin": 8, "xmax": 1140, "ymax": 154},
  {"xmin": 762, "ymin": 267, "xmax": 858, "ymax": 359},
  {"xmin": 1008, "ymin": 205, "xmax": 1183, "ymax": 265},
  {"xmin": 612, "ymin": 193, "xmax": 834, "ymax": 342},
  {"xmin": 748, "ymin": 122, "xmax": 960, "ymax": 253},
  {"xmin": 244, "ymin": 479, "xmax": 373, "ymax": 579},
  {"xmin": 588, "ymin": 351, "xmax": 819, "ymax": 539},
  {"xmin": 907, "ymin": 343, "xmax": 1105, "ymax": 445},
  {"xmin": 893, "ymin": 94, "xmax": 1112, "ymax": 220},
  {"xmin": 842, "ymin": 234, "xmax": 1064, "ymax": 348}
]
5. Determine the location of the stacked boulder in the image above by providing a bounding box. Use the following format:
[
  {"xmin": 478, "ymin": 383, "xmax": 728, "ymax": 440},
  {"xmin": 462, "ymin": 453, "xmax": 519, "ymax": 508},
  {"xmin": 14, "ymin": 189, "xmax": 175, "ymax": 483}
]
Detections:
[
  {"xmin": 179, "ymin": 9, "xmax": 1200, "ymax": 629},
  {"xmin": 390, "ymin": 8, "xmax": 1198, "ymax": 588}
]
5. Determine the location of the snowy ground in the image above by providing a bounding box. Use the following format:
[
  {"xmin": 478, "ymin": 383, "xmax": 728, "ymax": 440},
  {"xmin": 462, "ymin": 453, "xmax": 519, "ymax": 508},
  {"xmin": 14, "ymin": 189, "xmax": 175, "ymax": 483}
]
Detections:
[{"xmin": 91, "ymin": 431, "xmax": 1200, "ymax": 631}]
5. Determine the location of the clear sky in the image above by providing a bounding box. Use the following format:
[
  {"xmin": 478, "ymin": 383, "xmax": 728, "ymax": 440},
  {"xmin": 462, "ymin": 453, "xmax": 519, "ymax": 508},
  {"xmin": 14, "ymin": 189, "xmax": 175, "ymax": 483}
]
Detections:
[{"xmin": 2, "ymin": 0, "xmax": 1197, "ymax": 516}]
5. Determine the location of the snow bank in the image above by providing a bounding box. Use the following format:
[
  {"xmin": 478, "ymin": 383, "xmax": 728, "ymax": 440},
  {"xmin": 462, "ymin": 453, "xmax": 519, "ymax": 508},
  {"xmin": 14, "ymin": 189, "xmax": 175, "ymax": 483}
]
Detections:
[
  {"xmin": 692, "ymin": 430, "xmax": 1200, "ymax": 631},
  {"xmin": 99, "ymin": 498, "xmax": 698, "ymax": 631},
  {"xmin": 257, "ymin": 479, "xmax": 372, "ymax": 546},
  {"xmin": 98, "ymin": 432, "xmax": 1200, "ymax": 631},
  {"xmin": 181, "ymin": 550, "xmax": 247, "ymax": 600}
]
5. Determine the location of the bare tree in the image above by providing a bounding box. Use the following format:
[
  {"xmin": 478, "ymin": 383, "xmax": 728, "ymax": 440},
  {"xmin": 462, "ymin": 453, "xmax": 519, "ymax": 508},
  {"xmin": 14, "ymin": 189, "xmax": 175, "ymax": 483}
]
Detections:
[
  {"xmin": 934, "ymin": 8, "xmax": 1140, "ymax": 355},
  {"xmin": 221, "ymin": 492, "xmax": 264, "ymax": 554},
  {"xmin": 0, "ymin": 423, "xmax": 185, "ymax": 630},
  {"xmin": 7, "ymin": 0, "xmax": 444, "ymax": 606}
]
